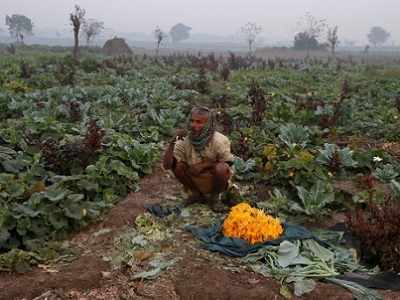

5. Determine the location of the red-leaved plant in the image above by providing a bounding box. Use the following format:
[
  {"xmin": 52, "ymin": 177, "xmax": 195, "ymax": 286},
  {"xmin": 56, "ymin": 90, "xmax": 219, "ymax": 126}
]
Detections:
[{"xmin": 346, "ymin": 198, "xmax": 400, "ymax": 271}]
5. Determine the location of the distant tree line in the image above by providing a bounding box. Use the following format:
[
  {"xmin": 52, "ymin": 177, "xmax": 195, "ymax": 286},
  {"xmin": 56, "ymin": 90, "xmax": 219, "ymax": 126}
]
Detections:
[
  {"xmin": 1, "ymin": 8, "xmax": 394, "ymax": 57},
  {"xmin": 292, "ymin": 12, "xmax": 391, "ymax": 55}
]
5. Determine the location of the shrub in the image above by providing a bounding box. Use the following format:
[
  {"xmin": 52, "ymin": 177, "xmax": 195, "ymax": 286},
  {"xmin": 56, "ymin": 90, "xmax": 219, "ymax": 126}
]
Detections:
[
  {"xmin": 247, "ymin": 80, "xmax": 267, "ymax": 125},
  {"xmin": 347, "ymin": 199, "xmax": 400, "ymax": 271},
  {"xmin": 40, "ymin": 120, "xmax": 104, "ymax": 174},
  {"xmin": 80, "ymin": 57, "xmax": 100, "ymax": 73}
]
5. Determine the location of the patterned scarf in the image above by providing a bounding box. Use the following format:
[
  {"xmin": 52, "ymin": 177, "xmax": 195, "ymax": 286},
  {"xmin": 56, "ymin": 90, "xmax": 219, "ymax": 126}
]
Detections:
[{"xmin": 188, "ymin": 108, "xmax": 216, "ymax": 152}]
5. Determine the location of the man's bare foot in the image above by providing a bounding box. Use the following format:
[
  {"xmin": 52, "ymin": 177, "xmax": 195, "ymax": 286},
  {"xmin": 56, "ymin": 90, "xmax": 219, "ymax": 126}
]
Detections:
[
  {"xmin": 206, "ymin": 194, "xmax": 228, "ymax": 213},
  {"xmin": 184, "ymin": 191, "xmax": 206, "ymax": 207}
]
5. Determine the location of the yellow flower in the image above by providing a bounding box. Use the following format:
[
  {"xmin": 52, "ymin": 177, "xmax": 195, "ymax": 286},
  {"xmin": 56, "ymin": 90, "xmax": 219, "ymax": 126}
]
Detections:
[
  {"xmin": 5, "ymin": 80, "xmax": 30, "ymax": 93},
  {"xmin": 297, "ymin": 150, "xmax": 314, "ymax": 163},
  {"xmin": 263, "ymin": 144, "xmax": 278, "ymax": 161},
  {"xmin": 263, "ymin": 161, "xmax": 274, "ymax": 173},
  {"xmin": 222, "ymin": 203, "xmax": 283, "ymax": 245}
]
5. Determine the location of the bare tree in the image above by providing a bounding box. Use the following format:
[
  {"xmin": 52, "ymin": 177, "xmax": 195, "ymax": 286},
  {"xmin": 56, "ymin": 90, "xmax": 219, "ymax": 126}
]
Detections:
[
  {"xmin": 296, "ymin": 12, "xmax": 326, "ymax": 57},
  {"xmin": 154, "ymin": 26, "xmax": 166, "ymax": 55},
  {"xmin": 70, "ymin": 5, "xmax": 86, "ymax": 60},
  {"xmin": 363, "ymin": 45, "xmax": 370, "ymax": 55},
  {"xmin": 82, "ymin": 19, "xmax": 104, "ymax": 46},
  {"xmin": 327, "ymin": 25, "xmax": 339, "ymax": 55},
  {"xmin": 240, "ymin": 22, "xmax": 262, "ymax": 52}
]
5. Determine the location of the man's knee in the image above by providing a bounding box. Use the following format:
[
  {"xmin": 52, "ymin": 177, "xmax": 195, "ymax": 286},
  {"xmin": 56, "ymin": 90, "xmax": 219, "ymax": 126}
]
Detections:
[
  {"xmin": 214, "ymin": 162, "xmax": 230, "ymax": 180},
  {"xmin": 173, "ymin": 162, "xmax": 187, "ymax": 180},
  {"xmin": 213, "ymin": 162, "xmax": 231, "ymax": 192}
]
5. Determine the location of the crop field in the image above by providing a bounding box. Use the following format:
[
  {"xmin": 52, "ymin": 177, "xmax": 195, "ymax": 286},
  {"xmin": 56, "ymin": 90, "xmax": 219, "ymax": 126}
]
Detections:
[{"xmin": 1, "ymin": 48, "xmax": 400, "ymax": 299}]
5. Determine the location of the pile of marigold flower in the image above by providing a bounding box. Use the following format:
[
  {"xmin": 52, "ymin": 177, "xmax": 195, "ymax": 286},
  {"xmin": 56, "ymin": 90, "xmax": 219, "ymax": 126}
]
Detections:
[{"xmin": 222, "ymin": 202, "xmax": 283, "ymax": 245}]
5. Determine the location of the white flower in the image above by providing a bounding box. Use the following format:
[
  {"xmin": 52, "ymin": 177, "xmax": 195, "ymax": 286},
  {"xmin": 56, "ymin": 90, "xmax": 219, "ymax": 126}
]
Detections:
[{"xmin": 373, "ymin": 156, "xmax": 383, "ymax": 162}]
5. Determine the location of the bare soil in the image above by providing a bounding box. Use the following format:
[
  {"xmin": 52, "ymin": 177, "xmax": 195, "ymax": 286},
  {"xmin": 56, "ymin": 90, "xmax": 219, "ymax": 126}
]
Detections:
[{"xmin": 0, "ymin": 166, "xmax": 396, "ymax": 300}]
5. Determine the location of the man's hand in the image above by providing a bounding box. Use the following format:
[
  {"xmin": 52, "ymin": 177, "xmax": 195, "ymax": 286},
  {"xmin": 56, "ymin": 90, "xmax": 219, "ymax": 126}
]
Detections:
[
  {"xmin": 163, "ymin": 129, "xmax": 187, "ymax": 170},
  {"xmin": 170, "ymin": 129, "xmax": 187, "ymax": 143}
]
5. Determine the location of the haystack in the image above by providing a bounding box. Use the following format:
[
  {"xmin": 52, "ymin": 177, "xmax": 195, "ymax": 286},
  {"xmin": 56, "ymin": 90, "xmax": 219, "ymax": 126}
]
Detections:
[{"xmin": 102, "ymin": 37, "xmax": 132, "ymax": 56}]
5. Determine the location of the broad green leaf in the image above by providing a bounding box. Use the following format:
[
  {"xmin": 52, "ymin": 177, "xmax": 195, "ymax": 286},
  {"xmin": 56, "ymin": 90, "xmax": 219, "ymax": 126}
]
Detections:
[
  {"xmin": 302, "ymin": 239, "xmax": 334, "ymax": 262},
  {"xmin": 0, "ymin": 228, "xmax": 10, "ymax": 243},
  {"xmin": 1, "ymin": 159, "xmax": 26, "ymax": 173},
  {"xmin": 12, "ymin": 204, "xmax": 40, "ymax": 218},
  {"xmin": 296, "ymin": 181, "xmax": 334, "ymax": 216},
  {"xmin": 102, "ymin": 188, "xmax": 118, "ymax": 203},
  {"xmin": 30, "ymin": 219, "xmax": 49, "ymax": 236},
  {"xmin": 133, "ymin": 258, "xmax": 176, "ymax": 280},
  {"xmin": 7, "ymin": 181, "xmax": 26, "ymax": 200},
  {"xmin": 391, "ymin": 179, "xmax": 400, "ymax": 199},
  {"xmin": 0, "ymin": 206, "xmax": 7, "ymax": 227},
  {"xmin": 326, "ymin": 278, "xmax": 383, "ymax": 300},
  {"xmin": 294, "ymin": 279, "xmax": 316, "ymax": 296},
  {"xmin": 67, "ymin": 194, "xmax": 85, "ymax": 202},
  {"xmin": 76, "ymin": 179, "xmax": 99, "ymax": 192},
  {"xmin": 43, "ymin": 187, "xmax": 68, "ymax": 202},
  {"xmin": 374, "ymin": 164, "xmax": 399, "ymax": 183},
  {"xmin": 233, "ymin": 158, "xmax": 256, "ymax": 174},
  {"xmin": 0, "ymin": 153, "xmax": 13, "ymax": 161},
  {"xmin": 110, "ymin": 160, "xmax": 137, "ymax": 179},
  {"xmin": 0, "ymin": 173, "xmax": 15, "ymax": 184},
  {"xmin": 63, "ymin": 203, "xmax": 84, "ymax": 220},
  {"xmin": 277, "ymin": 241, "xmax": 300, "ymax": 268},
  {"xmin": 49, "ymin": 213, "xmax": 69, "ymax": 230},
  {"xmin": 16, "ymin": 218, "xmax": 31, "ymax": 236},
  {"xmin": 316, "ymin": 143, "xmax": 357, "ymax": 168},
  {"xmin": 279, "ymin": 123, "xmax": 310, "ymax": 148},
  {"xmin": 85, "ymin": 164, "xmax": 97, "ymax": 174},
  {"xmin": 0, "ymin": 146, "xmax": 17, "ymax": 156}
]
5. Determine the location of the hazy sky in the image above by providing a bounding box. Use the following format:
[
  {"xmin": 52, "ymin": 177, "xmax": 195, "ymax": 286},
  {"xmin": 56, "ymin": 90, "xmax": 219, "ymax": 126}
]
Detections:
[{"xmin": 2, "ymin": 0, "xmax": 399, "ymax": 44}]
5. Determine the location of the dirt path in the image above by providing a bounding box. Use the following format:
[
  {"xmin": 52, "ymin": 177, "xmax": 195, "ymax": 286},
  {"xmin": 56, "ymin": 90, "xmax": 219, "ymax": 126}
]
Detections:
[{"xmin": 0, "ymin": 166, "xmax": 368, "ymax": 300}]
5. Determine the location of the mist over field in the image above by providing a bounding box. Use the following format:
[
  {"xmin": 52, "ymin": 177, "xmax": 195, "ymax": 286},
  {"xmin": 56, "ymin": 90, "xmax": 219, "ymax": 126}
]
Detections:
[
  {"xmin": 2, "ymin": 1, "xmax": 400, "ymax": 300},
  {"xmin": 1, "ymin": 0, "xmax": 399, "ymax": 47}
]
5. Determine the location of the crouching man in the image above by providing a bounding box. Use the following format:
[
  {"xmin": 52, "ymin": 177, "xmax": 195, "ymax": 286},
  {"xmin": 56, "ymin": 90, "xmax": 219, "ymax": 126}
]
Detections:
[{"xmin": 163, "ymin": 106, "xmax": 234, "ymax": 212}]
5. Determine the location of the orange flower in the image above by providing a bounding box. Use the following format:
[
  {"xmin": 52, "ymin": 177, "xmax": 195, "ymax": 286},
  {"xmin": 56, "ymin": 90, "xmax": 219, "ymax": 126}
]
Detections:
[{"xmin": 222, "ymin": 203, "xmax": 283, "ymax": 245}]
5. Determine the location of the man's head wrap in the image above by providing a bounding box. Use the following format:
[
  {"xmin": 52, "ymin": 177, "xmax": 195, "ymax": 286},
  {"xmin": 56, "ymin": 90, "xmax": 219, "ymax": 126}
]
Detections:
[{"xmin": 188, "ymin": 106, "xmax": 216, "ymax": 152}]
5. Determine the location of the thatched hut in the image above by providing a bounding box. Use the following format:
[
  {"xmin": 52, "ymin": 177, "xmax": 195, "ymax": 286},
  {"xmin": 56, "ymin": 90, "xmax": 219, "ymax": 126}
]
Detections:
[{"xmin": 102, "ymin": 37, "xmax": 132, "ymax": 56}]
